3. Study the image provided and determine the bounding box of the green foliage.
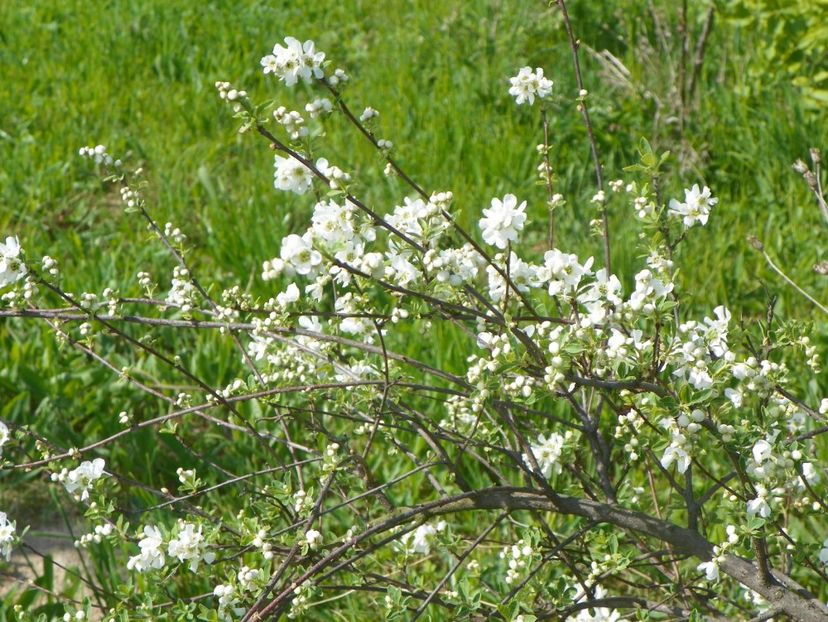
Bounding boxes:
[722,0,828,106]
[0,0,826,618]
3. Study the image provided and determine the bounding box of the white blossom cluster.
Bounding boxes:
[0,236,26,288]
[500,539,534,585]
[51,458,107,502]
[127,521,214,573]
[508,66,553,105]
[0,31,823,622]
[78,144,121,167]
[260,37,325,86]
[397,520,446,555]
[0,512,15,561]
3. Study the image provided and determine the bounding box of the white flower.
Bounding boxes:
[818,539,828,565]
[0,421,9,455]
[0,512,15,561]
[166,266,197,311]
[573,585,620,622]
[508,66,553,105]
[524,433,565,478]
[398,521,446,555]
[127,525,166,572]
[304,529,323,550]
[0,236,26,288]
[627,269,673,312]
[359,107,379,122]
[752,440,773,465]
[578,268,623,307]
[746,488,771,519]
[480,194,527,249]
[280,234,322,276]
[63,458,106,501]
[725,388,743,408]
[78,144,118,166]
[697,559,720,582]
[276,283,301,307]
[315,158,351,189]
[273,107,308,140]
[260,37,325,86]
[274,155,313,194]
[486,253,539,302]
[660,440,691,474]
[541,249,593,296]
[168,522,215,572]
[703,305,731,357]
[668,184,718,228]
[305,98,333,118]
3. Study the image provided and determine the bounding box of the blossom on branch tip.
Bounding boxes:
[127,525,165,572]
[168,522,215,571]
[274,155,313,194]
[508,66,553,105]
[0,421,9,455]
[480,194,527,249]
[524,433,565,478]
[0,512,15,561]
[261,37,325,86]
[668,184,717,228]
[0,236,26,288]
[54,458,107,502]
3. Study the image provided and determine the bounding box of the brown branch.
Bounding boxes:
[249,487,828,621]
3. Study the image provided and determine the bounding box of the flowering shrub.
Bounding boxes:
[1,8,827,622]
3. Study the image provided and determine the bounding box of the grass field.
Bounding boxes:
[1,0,827,617]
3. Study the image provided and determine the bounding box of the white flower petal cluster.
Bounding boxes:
[305,97,333,118]
[524,432,565,478]
[660,436,691,474]
[669,306,732,390]
[480,194,527,249]
[627,269,673,313]
[279,233,323,277]
[573,585,621,622]
[658,410,706,474]
[500,539,533,584]
[77,523,113,547]
[273,107,308,141]
[0,421,9,455]
[541,249,594,297]
[304,529,323,550]
[486,252,540,302]
[260,37,325,86]
[78,144,120,167]
[168,522,215,572]
[0,236,26,288]
[508,66,553,105]
[127,525,166,572]
[166,266,198,312]
[53,458,107,502]
[215,81,248,113]
[398,520,445,555]
[746,484,772,519]
[274,155,314,194]
[315,158,351,189]
[276,282,300,308]
[819,539,828,565]
[387,196,451,247]
[0,512,15,561]
[668,184,718,228]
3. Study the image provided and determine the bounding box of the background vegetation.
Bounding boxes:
[1,0,826,616]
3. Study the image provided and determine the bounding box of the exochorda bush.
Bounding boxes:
[1,6,828,622]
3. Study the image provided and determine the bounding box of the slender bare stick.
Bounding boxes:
[556,0,610,272]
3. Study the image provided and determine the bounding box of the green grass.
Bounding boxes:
[1,0,827,616]
[1,1,825,316]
